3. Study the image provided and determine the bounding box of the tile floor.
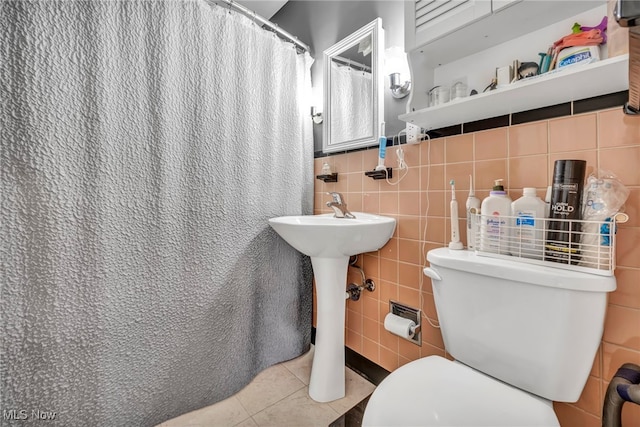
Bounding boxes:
[158,346,375,427]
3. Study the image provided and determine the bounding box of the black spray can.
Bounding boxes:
[545,160,586,264]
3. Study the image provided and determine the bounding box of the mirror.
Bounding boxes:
[323,18,384,153]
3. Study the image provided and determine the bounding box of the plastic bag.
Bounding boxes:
[580,169,629,269]
[582,169,630,221]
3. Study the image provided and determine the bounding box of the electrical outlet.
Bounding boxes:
[406,123,421,144]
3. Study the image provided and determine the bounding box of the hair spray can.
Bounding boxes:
[545,160,586,264]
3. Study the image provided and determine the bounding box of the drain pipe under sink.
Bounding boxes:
[602,363,640,427]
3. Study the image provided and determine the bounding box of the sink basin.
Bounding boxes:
[268,213,396,258]
[269,212,396,403]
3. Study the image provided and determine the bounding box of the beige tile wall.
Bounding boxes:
[313,107,640,426]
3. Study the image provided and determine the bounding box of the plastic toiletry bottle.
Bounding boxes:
[480,179,512,254]
[545,160,586,264]
[511,188,546,259]
[466,175,481,250]
[321,162,332,175]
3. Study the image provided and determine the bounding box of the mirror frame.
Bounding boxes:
[322,18,384,153]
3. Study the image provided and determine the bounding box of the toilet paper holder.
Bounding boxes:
[388,301,422,346]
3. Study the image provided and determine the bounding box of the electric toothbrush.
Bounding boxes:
[466,174,481,250]
[449,180,463,250]
[375,123,387,171]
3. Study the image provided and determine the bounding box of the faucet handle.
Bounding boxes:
[326,192,355,218]
[326,192,344,204]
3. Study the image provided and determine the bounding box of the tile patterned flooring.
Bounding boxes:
[158,346,375,427]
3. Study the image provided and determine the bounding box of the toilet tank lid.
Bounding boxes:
[426,248,616,293]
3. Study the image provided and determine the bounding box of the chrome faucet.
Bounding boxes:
[326,192,355,218]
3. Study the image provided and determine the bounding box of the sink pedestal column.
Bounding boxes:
[308,256,349,402]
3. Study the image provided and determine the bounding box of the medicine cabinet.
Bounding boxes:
[402,0,629,131]
[406,0,521,52]
[323,18,384,153]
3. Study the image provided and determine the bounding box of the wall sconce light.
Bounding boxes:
[389,72,411,99]
[311,106,323,124]
[385,46,411,100]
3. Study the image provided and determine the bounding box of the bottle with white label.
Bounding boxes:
[480,179,512,254]
[511,188,546,259]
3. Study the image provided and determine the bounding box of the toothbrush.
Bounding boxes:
[449,180,464,250]
[466,175,481,250]
[375,123,387,171]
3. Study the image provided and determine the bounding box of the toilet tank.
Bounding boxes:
[425,248,616,402]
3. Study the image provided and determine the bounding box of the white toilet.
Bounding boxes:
[363,248,616,426]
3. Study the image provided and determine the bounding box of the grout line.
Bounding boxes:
[232,414,254,427]
[606,301,640,311]
[250,381,307,419]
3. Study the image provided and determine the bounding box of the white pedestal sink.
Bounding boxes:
[268,212,396,402]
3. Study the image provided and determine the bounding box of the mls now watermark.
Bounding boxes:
[3,409,57,421]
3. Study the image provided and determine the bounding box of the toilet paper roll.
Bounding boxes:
[384,313,416,339]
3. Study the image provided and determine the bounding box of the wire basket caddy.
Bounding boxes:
[471,212,629,277]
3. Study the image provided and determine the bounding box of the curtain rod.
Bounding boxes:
[212,0,310,53]
[332,55,371,72]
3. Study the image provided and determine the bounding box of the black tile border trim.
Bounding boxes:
[314,135,407,159]
[463,114,510,133]
[573,91,629,115]
[314,90,629,159]
[329,349,389,426]
[426,124,462,139]
[345,347,390,387]
[329,395,371,427]
[511,102,572,125]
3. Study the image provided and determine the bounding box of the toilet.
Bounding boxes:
[363,248,616,426]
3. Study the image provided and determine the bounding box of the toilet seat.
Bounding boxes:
[362,356,559,427]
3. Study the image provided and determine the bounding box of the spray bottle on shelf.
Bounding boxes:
[545,160,586,264]
[448,180,464,250]
[479,179,512,254]
[466,175,481,250]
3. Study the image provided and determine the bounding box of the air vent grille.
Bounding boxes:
[415,0,470,32]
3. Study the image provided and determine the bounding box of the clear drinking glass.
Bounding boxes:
[450,81,468,101]
[429,86,450,106]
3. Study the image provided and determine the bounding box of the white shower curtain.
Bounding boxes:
[1,1,313,425]
[330,62,373,144]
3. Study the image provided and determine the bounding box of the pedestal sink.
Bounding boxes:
[268,212,396,402]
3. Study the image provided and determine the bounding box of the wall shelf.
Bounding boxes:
[316,173,338,183]
[399,54,629,131]
[365,168,392,180]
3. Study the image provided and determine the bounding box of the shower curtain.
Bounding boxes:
[0,1,313,426]
[330,62,373,144]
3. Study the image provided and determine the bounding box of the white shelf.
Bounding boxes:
[399,54,629,131]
